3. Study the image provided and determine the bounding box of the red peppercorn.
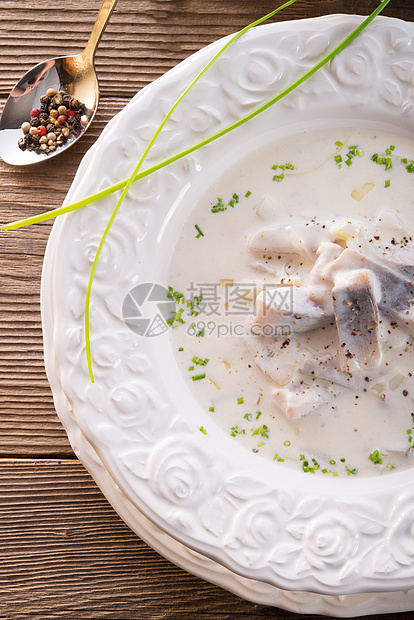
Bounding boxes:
[30,108,40,118]
[67,110,76,116]
[36,125,47,136]
[57,115,67,125]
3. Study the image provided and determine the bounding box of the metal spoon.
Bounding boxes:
[0,0,118,166]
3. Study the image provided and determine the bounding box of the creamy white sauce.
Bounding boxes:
[168,128,414,477]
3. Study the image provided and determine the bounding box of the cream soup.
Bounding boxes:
[168,128,414,477]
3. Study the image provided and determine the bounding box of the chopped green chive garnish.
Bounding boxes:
[252,424,269,438]
[237,397,244,405]
[284,440,291,447]
[385,179,390,188]
[195,224,204,238]
[192,373,206,381]
[167,308,185,328]
[209,406,215,413]
[245,190,251,198]
[371,152,392,170]
[336,144,364,168]
[188,366,195,371]
[255,411,262,419]
[211,192,240,213]
[187,295,203,317]
[257,442,265,447]
[272,163,294,182]
[272,163,294,170]
[230,425,245,437]
[335,140,343,147]
[167,287,185,303]
[192,356,209,366]
[345,466,358,475]
[199,426,207,435]
[178,347,183,352]
[244,413,252,421]
[368,449,383,465]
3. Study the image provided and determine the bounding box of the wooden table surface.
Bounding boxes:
[1,1,414,618]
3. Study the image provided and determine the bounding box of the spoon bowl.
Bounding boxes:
[0,0,118,166]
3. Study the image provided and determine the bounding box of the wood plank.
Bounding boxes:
[0,459,412,619]
[1,1,414,617]
[0,459,292,619]
[0,98,128,457]
[0,0,410,98]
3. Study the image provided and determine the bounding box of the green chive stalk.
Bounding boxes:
[0,0,392,382]
[83,0,297,382]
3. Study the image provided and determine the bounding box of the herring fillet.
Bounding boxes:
[332,269,381,372]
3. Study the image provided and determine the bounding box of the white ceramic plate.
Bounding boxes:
[42,13,414,604]
[42,253,414,617]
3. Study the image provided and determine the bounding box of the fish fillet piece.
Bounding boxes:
[332,269,381,372]
[251,286,333,334]
[249,222,328,256]
[301,354,369,389]
[307,242,343,292]
[272,382,326,419]
[325,249,414,335]
[243,328,309,387]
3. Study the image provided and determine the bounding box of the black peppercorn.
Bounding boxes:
[19,91,86,154]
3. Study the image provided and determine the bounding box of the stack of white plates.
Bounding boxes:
[42,15,414,617]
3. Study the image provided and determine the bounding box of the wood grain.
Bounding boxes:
[0,0,414,617]
[0,460,413,620]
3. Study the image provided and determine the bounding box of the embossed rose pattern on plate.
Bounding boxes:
[42,15,414,601]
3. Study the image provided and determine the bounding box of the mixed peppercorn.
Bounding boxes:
[18,88,86,155]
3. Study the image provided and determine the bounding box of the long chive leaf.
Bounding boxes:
[86,0,391,381]
[0,0,392,383]
[0,1,391,233]
[84,0,297,381]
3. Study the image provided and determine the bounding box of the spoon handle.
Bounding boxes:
[82,0,119,62]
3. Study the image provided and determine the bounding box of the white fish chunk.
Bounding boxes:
[301,354,369,390]
[332,269,381,372]
[251,286,334,334]
[272,382,326,419]
[307,242,343,290]
[249,221,329,255]
[325,249,414,336]
[243,328,309,387]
